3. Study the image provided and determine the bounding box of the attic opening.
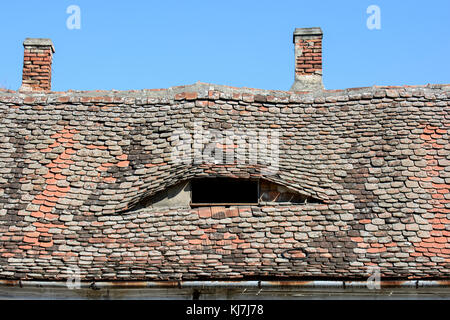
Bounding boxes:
[128,178,323,210]
[191,178,258,206]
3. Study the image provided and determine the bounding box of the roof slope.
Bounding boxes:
[0,83,449,280]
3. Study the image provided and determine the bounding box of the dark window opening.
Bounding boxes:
[191,178,258,205]
[121,178,324,212]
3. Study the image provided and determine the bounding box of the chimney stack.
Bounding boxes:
[290,27,324,92]
[20,38,55,92]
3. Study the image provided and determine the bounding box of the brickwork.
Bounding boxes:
[291,28,324,91]
[20,39,55,92]
[294,36,322,76]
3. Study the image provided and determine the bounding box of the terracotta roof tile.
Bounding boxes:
[0,83,449,280]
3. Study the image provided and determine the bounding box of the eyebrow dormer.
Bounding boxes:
[123,178,323,211]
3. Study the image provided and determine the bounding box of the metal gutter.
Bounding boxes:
[1,279,449,289]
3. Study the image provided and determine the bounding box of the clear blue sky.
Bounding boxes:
[1,0,449,91]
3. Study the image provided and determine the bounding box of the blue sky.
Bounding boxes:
[0,1,449,91]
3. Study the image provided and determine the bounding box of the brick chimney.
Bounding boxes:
[290,27,324,92]
[20,38,55,92]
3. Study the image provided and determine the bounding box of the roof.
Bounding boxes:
[0,82,449,281]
